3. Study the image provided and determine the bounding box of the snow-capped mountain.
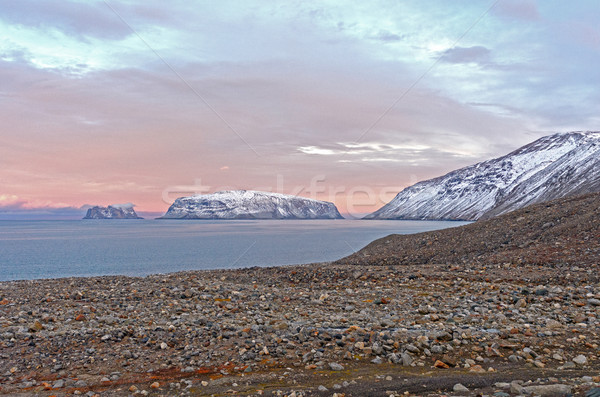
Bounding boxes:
[159,190,344,219]
[83,204,143,219]
[365,131,600,221]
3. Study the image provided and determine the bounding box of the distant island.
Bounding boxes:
[158,190,343,219]
[83,204,143,219]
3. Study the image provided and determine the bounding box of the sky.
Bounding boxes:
[1,0,599,218]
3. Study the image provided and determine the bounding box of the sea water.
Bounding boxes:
[0,219,469,281]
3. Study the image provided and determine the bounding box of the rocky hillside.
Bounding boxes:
[365,131,600,220]
[340,192,600,267]
[83,204,142,219]
[159,190,343,219]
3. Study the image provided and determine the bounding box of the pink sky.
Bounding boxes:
[1,1,599,218]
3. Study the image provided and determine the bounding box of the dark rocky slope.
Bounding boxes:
[339,192,600,267]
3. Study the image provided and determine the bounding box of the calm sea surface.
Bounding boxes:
[0,220,469,281]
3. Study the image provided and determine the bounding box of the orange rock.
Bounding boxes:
[150,382,160,389]
[75,314,86,321]
[0,299,9,305]
[510,328,519,334]
[434,360,449,369]
[469,365,486,373]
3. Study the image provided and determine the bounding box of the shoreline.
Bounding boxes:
[1,262,599,396]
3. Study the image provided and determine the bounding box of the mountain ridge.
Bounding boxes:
[365,131,600,221]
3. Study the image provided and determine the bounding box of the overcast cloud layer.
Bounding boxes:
[1,0,599,218]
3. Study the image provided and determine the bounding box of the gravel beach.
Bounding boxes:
[1,262,599,396]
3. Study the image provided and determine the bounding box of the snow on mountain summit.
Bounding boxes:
[365,131,600,221]
[159,190,344,219]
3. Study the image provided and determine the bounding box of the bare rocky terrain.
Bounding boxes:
[1,193,599,396]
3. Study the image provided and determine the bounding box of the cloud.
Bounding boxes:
[493,0,540,21]
[110,202,135,209]
[0,0,132,40]
[441,46,491,65]
[0,195,86,220]
[371,30,405,42]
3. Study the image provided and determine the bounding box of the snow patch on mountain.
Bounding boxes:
[365,131,600,221]
[159,190,344,219]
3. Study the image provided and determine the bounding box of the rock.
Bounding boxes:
[318,385,328,392]
[329,362,344,371]
[401,352,413,367]
[523,384,572,396]
[515,299,527,308]
[573,354,587,365]
[534,360,545,368]
[588,298,600,306]
[469,365,486,373]
[29,320,44,332]
[510,381,525,394]
[546,319,563,329]
[52,379,65,388]
[74,380,87,388]
[150,382,160,389]
[434,360,449,369]
[129,385,138,392]
[586,388,600,397]
[453,383,469,393]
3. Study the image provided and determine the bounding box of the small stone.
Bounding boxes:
[150,381,160,389]
[29,320,44,332]
[201,381,208,386]
[160,342,168,350]
[453,383,469,393]
[469,365,486,373]
[434,360,449,369]
[129,385,138,392]
[318,385,328,392]
[523,384,572,396]
[401,352,413,366]
[573,354,587,365]
[75,314,86,321]
[534,360,545,368]
[52,379,65,388]
[588,298,600,306]
[74,380,87,388]
[329,362,344,371]
[510,381,524,394]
